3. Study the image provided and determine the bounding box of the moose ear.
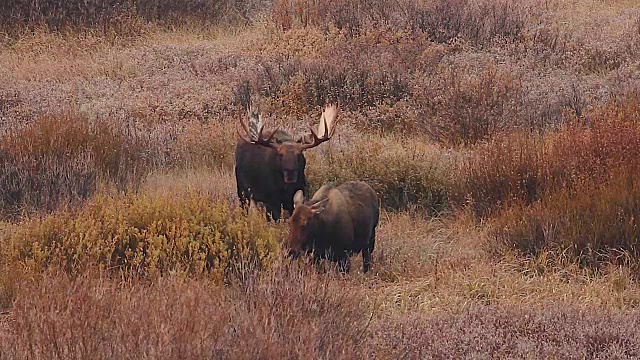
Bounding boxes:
[293,190,305,208]
[311,197,329,215]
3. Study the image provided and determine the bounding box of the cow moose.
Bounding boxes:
[235,104,339,221]
[287,181,380,273]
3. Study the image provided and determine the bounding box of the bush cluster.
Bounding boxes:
[477,93,640,266]
[420,64,527,146]
[236,30,421,116]
[0,113,150,217]
[1,192,283,284]
[272,0,529,46]
[460,93,640,217]
[305,134,452,213]
[492,173,640,269]
[0,0,270,33]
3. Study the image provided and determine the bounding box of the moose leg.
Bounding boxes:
[362,248,371,273]
[237,185,250,210]
[337,255,351,273]
[265,204,281,222]
[369,229,376,254]
[237,189,247,208]
[362,230,375,273]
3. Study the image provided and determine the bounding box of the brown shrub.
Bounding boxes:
[491,172,640,269]
[459,92,640,217]
[373,305,640,358]
[476,94,640,267]
[420,63,527,146]
[0,0,270,34]
[456,130,544,216]
[237,49,413,116]
[411,0,528,46]
[272,0,529,47]
[0,266,370,359]
[3,272,640,358]
[0,113,150,217]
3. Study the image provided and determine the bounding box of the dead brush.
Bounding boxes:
[483,93,640,268]
[411,0,529,46]
[0,261,371,359]
[237,50,411,117]
[421,63,527,146]
[491,171,640,270]
[0,0,269,35]
[272,0,530,47]
[0,112,149,217]
[459,92,640,217]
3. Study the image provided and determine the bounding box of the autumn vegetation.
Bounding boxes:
[1,0,640,358]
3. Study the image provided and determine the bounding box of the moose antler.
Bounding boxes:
[237,109,280,149]
[300,103,340,150]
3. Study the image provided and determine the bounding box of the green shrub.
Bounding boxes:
[1,192,284,282]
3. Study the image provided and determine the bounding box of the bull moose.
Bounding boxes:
[235,104,339,221]
[287,181,380,273]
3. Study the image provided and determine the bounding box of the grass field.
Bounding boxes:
[1,0,640,358]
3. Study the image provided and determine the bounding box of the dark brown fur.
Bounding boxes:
[235,130,309,221]
[287,181,380,272]
[235,104,339,222]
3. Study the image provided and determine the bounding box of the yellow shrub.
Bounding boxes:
[2,192,284,283]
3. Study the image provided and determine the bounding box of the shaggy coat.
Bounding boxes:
[235,130,308,221]
[287,181,380,272]
[235,104,339,221]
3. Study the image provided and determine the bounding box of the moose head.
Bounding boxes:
[237,104,340,185]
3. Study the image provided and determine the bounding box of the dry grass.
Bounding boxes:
[1,0,640,356]
[0,266,370,359]
[0,112,151,217]
[305,130,454,212]
[2,212,640,358]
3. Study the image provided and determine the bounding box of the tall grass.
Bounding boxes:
[0,266,371,359]
[306,133,452,213]
[2,271,639,359]
[0,0,270,34]
[0,113,150,217]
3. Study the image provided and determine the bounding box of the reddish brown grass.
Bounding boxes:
[0,112,150,217]
[0,0,640,356]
